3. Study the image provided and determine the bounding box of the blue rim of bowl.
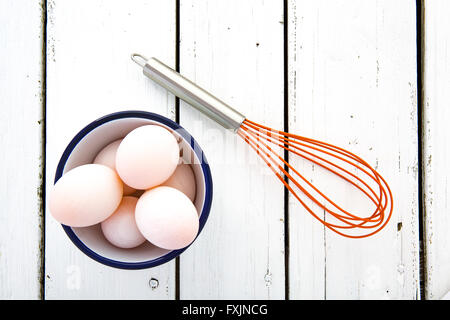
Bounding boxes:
[55,110,213,270]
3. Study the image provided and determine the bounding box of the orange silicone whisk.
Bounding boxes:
[132,54,393,238]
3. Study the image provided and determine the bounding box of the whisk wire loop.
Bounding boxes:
[238,119,393,239]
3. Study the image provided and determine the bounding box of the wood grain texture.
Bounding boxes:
[288,0,420,299]
[423,0,450,300]
[178,0,286,299]
[45,0,176,299]
[0,0,45,299]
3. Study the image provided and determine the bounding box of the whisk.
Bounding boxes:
[131,54,393,239]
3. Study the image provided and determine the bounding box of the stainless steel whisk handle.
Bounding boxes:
[131,53,246,131]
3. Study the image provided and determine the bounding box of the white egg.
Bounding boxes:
[161,164,196,202]
[49,164,123,227]
[116,125,180,189]
[135,186,199,250]
[101,196,145,249]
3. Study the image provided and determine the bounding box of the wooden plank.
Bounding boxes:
[178,0,286,299]
[423,0,450,300]
[0,0,45,299]
[288,0,420,299]
[45,0,176,299]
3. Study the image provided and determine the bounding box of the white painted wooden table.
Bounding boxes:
[0,0,448,300]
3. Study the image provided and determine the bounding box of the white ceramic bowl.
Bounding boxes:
[54,111,213,269]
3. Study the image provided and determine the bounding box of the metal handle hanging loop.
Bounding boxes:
[131,53,246,131]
